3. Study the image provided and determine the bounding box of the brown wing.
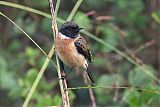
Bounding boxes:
[74,36,92,63]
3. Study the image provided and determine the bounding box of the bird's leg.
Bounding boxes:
[84,63,95,84]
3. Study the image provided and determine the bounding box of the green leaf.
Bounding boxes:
[134,15,148,29]
[0,56,17,90]
[37,56,45,68]
[52,94,62,105]
[99,25,118,52]
[125,28,142,44]
[123,90,140,107]
[95,74,124,104]
[0,56,7,72]
[13,12,36,35]
[32,92,62,107]
[8,39,21,51]
[93,57,106,66]
[23,68,39,88]
[97,74,124,86]
[25,47,39,57]
[24,21,36,35]
[138,84,160,106]
[1,72,17,89]
[152,12,160,24]
[25,68,38,86]
[25,47,39,66]
[117,0,144,13]
[116,0,127,9]
[95,87,109,105]
[128,65,156,87]
[38,79,56,91]
[68,90,76,105]
[41,17,52,35]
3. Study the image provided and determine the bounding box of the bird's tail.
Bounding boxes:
[86,68,95,84]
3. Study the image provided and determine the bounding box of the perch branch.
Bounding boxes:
[49,0,70,107]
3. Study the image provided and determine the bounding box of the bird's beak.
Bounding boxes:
[78,28,83,31]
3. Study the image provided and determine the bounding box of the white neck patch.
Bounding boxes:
[59,33,70,39]
[59,33,79,39]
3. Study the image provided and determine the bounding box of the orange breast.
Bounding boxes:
[55,35,85,68]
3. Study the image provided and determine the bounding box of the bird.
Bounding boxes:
[55,21,94,84]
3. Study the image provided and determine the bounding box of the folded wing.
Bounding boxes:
[74,36,92,63]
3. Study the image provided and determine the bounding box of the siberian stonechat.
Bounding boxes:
[55,21,94,84]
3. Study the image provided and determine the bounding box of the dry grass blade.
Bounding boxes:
[67,0,83,21]
[67,85,160,95]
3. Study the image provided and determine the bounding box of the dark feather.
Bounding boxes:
[74,36,92,63]
[86,68,95,84]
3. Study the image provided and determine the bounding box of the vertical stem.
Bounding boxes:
[56,56,70,107]
[49,0,58,39]
[49,0,70,106]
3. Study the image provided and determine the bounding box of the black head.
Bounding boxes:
[60,21,83,38]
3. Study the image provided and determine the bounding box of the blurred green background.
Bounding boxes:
[0,0,160,107]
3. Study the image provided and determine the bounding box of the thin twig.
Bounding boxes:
[67,85,160,95]
[85,10,96,16]
[113,82,119,101]
[88,87,96,107]
[56,55,70,107]
[83,72,97,107]
[49,0,70,107]
[49,0,58,39]
[96,15,114,21]
[134,39,155,54]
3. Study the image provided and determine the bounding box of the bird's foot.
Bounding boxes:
[59,74,66,80]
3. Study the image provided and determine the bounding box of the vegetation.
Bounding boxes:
[0,0,159,107]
